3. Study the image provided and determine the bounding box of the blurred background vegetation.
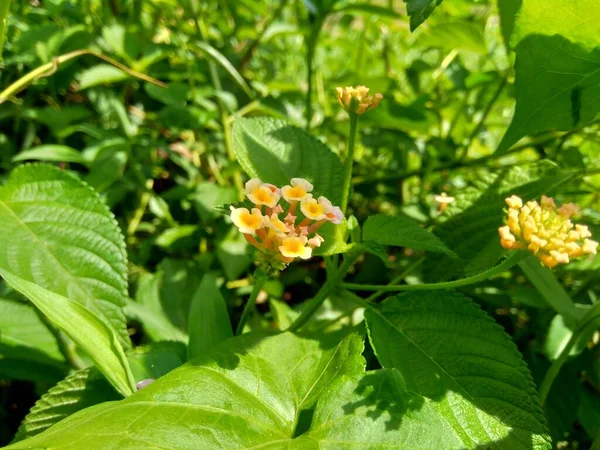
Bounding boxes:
[0,0,599,447]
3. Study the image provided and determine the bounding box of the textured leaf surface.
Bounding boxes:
[187,274,233,360]
[0,164,130,348]
[1,271,135,397]
[363,214,454,255]
[232,117,345,205]
[14,368,120,441]
[365,290,551,449]
[404,0,444,31]
[427,161,573,278]
[7,331,368,449]
[419,21,486,53]
[497,0,600,153]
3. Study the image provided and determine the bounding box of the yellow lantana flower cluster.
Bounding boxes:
[499,195,598,268]
[336,86,383,115]
[230,178,344,269]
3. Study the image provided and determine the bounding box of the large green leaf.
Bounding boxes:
[1,271,135,397]
[419,21,487,54]
[232,117,345,205]
[7,331,367,449]
[187,274,233,360]
[363,214,454,255]
[365,290,551,449]
[404,0,444,31]
[496,0,600,153]
[427,161,573,278]
[12,145,87,165]
[0,164,130,348]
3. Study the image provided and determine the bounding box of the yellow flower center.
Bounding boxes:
[241,212,262,229]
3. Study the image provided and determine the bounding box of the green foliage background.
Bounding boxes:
[0,0,599,448]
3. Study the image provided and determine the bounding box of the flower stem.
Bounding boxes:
[340,113,359,214]
[235,271,268,335]
[288,247,362,332]
[305,18,323,130]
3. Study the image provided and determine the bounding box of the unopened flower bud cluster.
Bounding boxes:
[499,195,598,268]
[230,178,343,269]
[336,85,382,115]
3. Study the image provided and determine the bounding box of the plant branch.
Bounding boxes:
[305,18,324,130]
[288,247,362,332]
[342,251,528,292]
[235,271,268,335]
[340,113,358,214]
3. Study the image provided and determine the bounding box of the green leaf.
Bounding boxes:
[0,164,131,348]
[363,214,455,255]
[365,290,551,449]
[77,64,129,90]
[497,0,522,44]
[194,41,252,96]
[404,0,444,31]
[427,161,573,278]
[496,0,600,153]
[518,255,579,323]
[187,274,233,360]
[217,231,252,280]
[419,21,487,54]
[144,82,188,107]
[232,117,345,205]
[0,271,135,397]
[126,298,188,343]
[191,182,237,222]
[333,2,401,18]
[12,145,87,165]
[7,331,365,449]
[0,297,67,383]
[14,368,120,441]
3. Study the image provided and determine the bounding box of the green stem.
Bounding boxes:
[340,113,359,214]
[0,49,165,104]
[288,247,362,332]
[538,301,600,406]
[366,256,424,303]
[0,0,11,62]
[305,19,323,130]
[236,272,268,335]
[342,251,528,292]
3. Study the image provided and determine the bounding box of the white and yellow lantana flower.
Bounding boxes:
[229,177,344,270]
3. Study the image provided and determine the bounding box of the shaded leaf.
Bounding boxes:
[12,145,86,165]
[77,64,129,90]
[404,0,444,31]
[365,290,551,449]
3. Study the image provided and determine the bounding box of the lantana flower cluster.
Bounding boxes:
[499,195,598,268]
[336,86,383,115]
[230,178,343,270]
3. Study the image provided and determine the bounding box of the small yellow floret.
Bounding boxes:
[281,178,314,202]
[301,197,327,220]
[264,214,290,234]
[336,85,382,115]
[230,207,263,234]
[279,236,312,260]
[245,178,280,207]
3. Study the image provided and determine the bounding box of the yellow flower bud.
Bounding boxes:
[336,85,382,115]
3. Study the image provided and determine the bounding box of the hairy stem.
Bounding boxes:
[288,247,362,332]
[236,272,268,335]
[342,251,528,292]
[340,113,359,214]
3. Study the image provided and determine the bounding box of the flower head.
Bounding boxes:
[434,192,455,213]
[230,207,263,234]
[281,178,313,203]
[229,178,345,270]
[336,85,382,115]
[245,178,280,208]
[498,195,598,268]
